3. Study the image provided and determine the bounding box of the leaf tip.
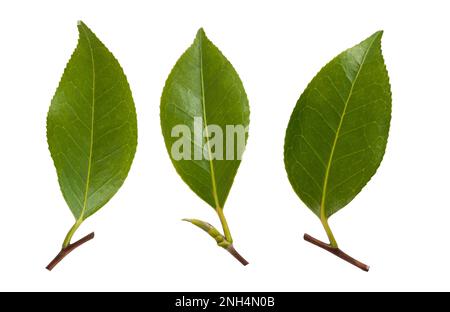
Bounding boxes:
[76,20,93,35]
[196,27,206,39]
[372,30,384,40]
[77,20,89,34]
[360,30,384,49]
[77,20,86,28]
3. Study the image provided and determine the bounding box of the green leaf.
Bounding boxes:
[160,28,249,210]
[284,31,391,244]
[160,29,250,265]
[47,21,137,245]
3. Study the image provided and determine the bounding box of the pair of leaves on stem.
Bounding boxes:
[284,31,391,271]
[160,29,250,265]
[47,23,249,269]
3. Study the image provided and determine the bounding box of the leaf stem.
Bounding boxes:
[226,245,249,266]
[46,232,95,271]
[304,233,369,272]
[62,219,83,248]
[320,215,338,248]
[216,206,233,243]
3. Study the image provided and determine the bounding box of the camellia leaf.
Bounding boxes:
[161,29,249,265]
[46,21,137,270]
[284,31,391,271]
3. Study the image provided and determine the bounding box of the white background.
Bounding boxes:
[0,0,448,291]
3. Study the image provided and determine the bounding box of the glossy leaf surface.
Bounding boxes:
[284,31,391,218]
[47,21,137,221]
[161,29,249,209]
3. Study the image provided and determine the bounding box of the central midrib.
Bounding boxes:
[198,35,220,209]
[319,36,377,219]
[79,25,96,220]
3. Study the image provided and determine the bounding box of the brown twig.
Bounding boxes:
[304,233,369,272]
[226,245,249,266]
[46,232,95,271]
